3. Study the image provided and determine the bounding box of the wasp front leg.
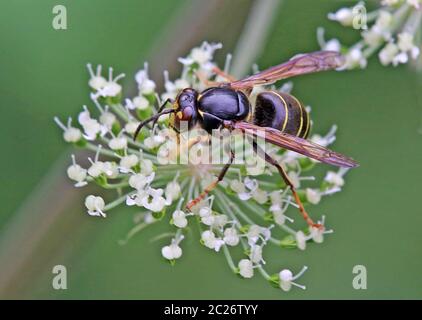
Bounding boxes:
[251,140,322,230]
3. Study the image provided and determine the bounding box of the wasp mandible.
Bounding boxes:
[134,51,358,229]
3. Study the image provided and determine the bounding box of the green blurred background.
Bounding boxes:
[0,0,421,299]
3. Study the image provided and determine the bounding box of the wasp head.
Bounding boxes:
[170,88,199,131]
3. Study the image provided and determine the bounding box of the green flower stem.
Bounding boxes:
[119,218,156,245]
[124,134,154,153]
[104,191,135,211]
[86,142,119,158]
[366,9,381,23]
[222,245,238,273]
[110,104,129,122]
[404,8,422,34]
[102,180,129,189]
[149,232,177,243]
[215,189,254,225]
[98,136,156,161]
[241,198,296,236]
[257,265,271,281]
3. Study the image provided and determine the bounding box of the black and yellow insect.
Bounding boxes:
[133,51,358,229]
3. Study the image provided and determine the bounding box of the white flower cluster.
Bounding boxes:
[321,0,422,69]
[54,42,351,291]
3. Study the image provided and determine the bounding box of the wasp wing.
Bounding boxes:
[227,51,344,90]
[232,121,358,168]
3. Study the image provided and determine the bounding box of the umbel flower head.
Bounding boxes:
[320,0,422,69]
[54,41,352,292]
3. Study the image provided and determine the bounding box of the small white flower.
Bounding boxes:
[88,161,104,178]
[172,210,188,228]
[135,63,156,95]
[238,259,254,278]
[165,181,181,202]
[246,224,273,246]
[141,187,170,212]
[85,195,106,217]
[252,188,268,204]
[316,27,341,52]
[269,191,294,225]
[375,11,393,30]
[327,7,354,26]
[161,235,184,260]
[87,145,105,178]
[67,155,87,187]
[199,206,214,226]
[324,38,342,52]
[306,188,321,205]
[54,117,82,143]
[392,51,409,65]
[309,216,333,244]
[344,47,367,69]
[78,106,91,126]
[119,154,139,172]
[77,107,108,140]
[83,118,102,140]
[230,179,246,193]
[108,135,127,151]
[91,67,124,98]
[124,121,139,135]
[102,161,119,178]
[223,227,239,246]
[311,125,337,148]
[249,244,265,264]
[213,214,229,229]
[397,32,420,60]
[128,172,155,190]
[144,134,166,150]
[99,110,116,129]
[201,230,224,252]
[238,177,258,200]
[279,266,308,291]
[140,158,154,175]
[379,42,400,66]
[133,96,149,110]
[87,64,107,90]
[324,168,347,188]
[178,42,222,72]
[398,32,416,52]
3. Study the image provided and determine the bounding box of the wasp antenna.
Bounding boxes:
[133,109,175,141]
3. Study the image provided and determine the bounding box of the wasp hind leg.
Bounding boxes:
[211,66,236,82]
[251,140,322,230]
[196,67,237,87]
[186,148,235,211]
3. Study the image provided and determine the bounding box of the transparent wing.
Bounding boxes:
[233,121,358,168]
[227,51,344,90]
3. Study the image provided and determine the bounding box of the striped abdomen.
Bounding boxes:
[252,91,310,139]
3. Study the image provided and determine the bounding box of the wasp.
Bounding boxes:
[134,51,358,229]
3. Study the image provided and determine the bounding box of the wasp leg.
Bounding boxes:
[186,148,235,211]
[195,71,222,87]
[251,140,322,230]
[211,66,236,82]
[151,98,172,129]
